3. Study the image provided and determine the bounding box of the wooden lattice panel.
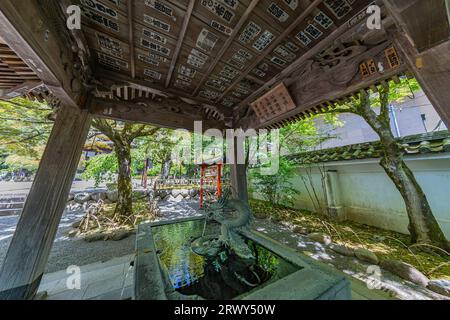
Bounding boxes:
[77,0,376,108]
[250,83,296,124]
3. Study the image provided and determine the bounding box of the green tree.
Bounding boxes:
[250,117,335,206]
[324,79,448,250]
[91,119,159,219]
[82,152,118,186]
[0,98,53,173]
[141,128,180,179]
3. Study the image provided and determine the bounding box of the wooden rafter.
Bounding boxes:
[192,0,261,96]
[234,5,378,113]
[217,0,323,102]
[0,0,88,107]
[128,0,136,79]
[165,0,196,88]
[97,67,233,117]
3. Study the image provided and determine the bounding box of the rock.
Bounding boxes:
[181,189,189,198]
[83,232,108,242]
[293,226,310,235]
[175,194,184,202]
[74,193,91,204]
[308,233,332,245]
[67,193,75,201]
[329,243,355,257]
[71,220,82,228]
[427,280,450,297]
[171,189,181,197]
[380,259,429,287]
[106,190,118,202]
[109,230,133,241]
[355,248,379,265]
[91,192,106,201]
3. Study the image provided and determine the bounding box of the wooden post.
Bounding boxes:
[217,164,222,198]
[200,164,205,209]
[0,105,92,299]
[230,137,249,203]
[383,0,450,128]
[394,35,450,128]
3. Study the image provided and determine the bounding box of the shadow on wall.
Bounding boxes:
[250,155,450,241]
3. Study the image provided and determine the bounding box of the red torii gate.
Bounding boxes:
[199,163,223,209]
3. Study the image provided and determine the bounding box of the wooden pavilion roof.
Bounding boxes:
[0,0,448,131]
[0,38,40,91]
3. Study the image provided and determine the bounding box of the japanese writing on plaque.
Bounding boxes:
[250,83,297,124]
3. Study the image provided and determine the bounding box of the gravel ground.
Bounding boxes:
[0,199,202,274]
[0,211,135,273]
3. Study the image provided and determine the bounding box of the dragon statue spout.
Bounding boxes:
[191,189,254,261]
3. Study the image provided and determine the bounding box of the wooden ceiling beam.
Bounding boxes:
[89,96,226,132]
[127,0,136,79]
[239,43,407,129]
[217,0,323,102]
[97,67,233,118]
[192,0,261,96]
[165,0,196,88]
[0,0,88,108]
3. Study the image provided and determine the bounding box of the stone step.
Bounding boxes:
[0,202,24,209]
[0,208,22,216]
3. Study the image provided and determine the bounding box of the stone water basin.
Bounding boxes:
[134,216,351,300]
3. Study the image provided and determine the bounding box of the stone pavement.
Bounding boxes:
[36,255,134,300]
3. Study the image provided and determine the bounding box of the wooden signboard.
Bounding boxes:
[250,82,296,124]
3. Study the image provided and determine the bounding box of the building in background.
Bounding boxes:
[316,90,448,149]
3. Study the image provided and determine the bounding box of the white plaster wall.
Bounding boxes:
[250,154,450,240]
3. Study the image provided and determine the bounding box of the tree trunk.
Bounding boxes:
[161,155,172,180]
[356,95,448,250]
[115,141,133,217]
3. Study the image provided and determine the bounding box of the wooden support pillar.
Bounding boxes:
[394,35,450,128]
[229,136,248,203]
[0,105,92,300]
[383,0,450,128]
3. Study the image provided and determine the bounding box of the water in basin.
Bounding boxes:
[152,219,299,300]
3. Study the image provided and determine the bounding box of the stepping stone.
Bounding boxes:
[308,232,332,245]
[293,226,310,235]
[380,259,429,287]
[355,248,379,265]
[427,280,450,297]
[329,243,355,257]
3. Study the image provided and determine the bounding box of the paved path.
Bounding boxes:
[0,181,103,195]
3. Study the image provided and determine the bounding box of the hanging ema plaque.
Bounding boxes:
[250,83,297,124]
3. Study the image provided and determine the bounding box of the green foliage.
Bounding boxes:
[82,152,118,186]
[250,116,340,206]
[369,78,421,107]
[139,129,179,165]
[0,98,53,173]
[249,158,298,206]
